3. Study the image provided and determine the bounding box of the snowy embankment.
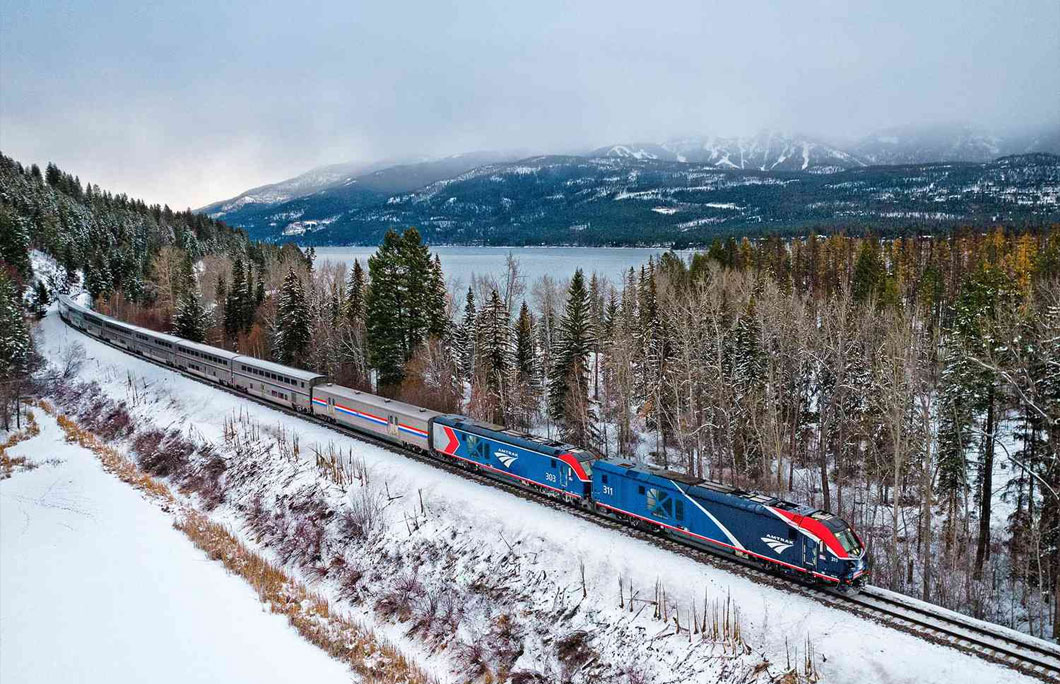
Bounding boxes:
[29,310,1041,684]
[0,410,351,684]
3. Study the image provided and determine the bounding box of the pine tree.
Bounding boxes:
[275,268,311,364]
[0,206,31,281]
[0,271,31,379]
[173,287,208,342]
[345,259,366,324]
[549,269,595,442]
[457,287,476,380]
[83,252,112,302]
[427,254,448,339]
[400,227,433,353]
[29,280,49,318]
[476,289,513,421]
[515,302,536,384]
[225,258,247,338]
[852,237,884,304]
[365,230,408,389]
[0,269,32,430]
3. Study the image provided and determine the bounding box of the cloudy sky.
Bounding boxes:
[2,0,1057,209]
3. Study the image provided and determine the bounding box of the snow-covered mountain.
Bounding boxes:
[590,132,865,172]
[200,150,527,217]
[851,123,1005,165]
[199,160,384,217]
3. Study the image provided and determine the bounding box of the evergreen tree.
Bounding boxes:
[514,302,536,384]
[427,254,448,339]
[365,230,408,389]
[225,258,246,338]
[400,227,434,353]
[852,237,884,304]
[549,269,595,442]
[345,259,366,324]
[0,269,32,429]
[275,268,311,364]
[255,274,265,308]
[83,252,112,302]
[0,271,31,380]
[173,287,208,342]
[0,206,31,281]
[457,287,476,379]
[29,280,49,318]
[476,289,512,421]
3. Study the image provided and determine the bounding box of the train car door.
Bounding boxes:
[327,396,335,418]
[387,415,399,437]
[803,537,819,572]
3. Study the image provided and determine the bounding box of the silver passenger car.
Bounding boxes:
[127,326,182,365]
[174,339,239,385]
[310,383,439,451]
[232,356,324,411]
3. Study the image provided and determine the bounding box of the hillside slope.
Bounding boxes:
[213,153,1060,246]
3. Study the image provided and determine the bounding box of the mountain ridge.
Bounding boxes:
[201,124,1060,246]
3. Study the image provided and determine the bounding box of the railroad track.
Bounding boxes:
[56,316,1060,681]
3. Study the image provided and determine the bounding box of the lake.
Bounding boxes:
[312,246,689,288]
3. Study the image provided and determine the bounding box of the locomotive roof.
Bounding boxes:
[233,355,325,381]
[600,458,816,514]
[437,415,595,460]
[316,383,441,417]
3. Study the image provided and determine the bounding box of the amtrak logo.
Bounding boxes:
[761,535,794,555]
[497,451,518,468]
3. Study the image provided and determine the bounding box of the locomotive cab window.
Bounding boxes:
[638,485,645,495]
[788,528,798,541]
[675,499,684,521]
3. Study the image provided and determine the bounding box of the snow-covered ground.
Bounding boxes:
[27,309,1042,683]
[0,410,352,684]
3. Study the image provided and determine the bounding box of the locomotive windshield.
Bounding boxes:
[835,528,863,556]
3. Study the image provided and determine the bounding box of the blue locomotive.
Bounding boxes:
[57,294,870,588]
[431,415,594,500]
[591,459,869,586]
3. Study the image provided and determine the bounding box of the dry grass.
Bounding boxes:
[38,401,434,684]
[52,410,174,502]
[0,407,40,478]
[177,511,434,684]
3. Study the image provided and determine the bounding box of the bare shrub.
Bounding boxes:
[279,513,325,569]
[453,638,490,682]
[376,571,424,622]
[555,630,595,670]
[134,428,194,478]
[89,402,133,441]
[489,613,523,674]
[183,448,227,510]
[339,484,384,541]
[58,343,86,380]
[246,493,275,540]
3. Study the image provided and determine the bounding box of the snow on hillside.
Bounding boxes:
[0,411,352,684]
[30,311,1041,684]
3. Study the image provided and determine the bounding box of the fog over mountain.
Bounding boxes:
[2,0,1057,209]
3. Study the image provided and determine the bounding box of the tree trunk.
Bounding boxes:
[819,446,831,512]
[974,385,996,580]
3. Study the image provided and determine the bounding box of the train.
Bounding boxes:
[57,294,870,588]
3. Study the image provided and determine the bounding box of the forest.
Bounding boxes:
[81,222,1060,642]
[1,151,1058,642]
